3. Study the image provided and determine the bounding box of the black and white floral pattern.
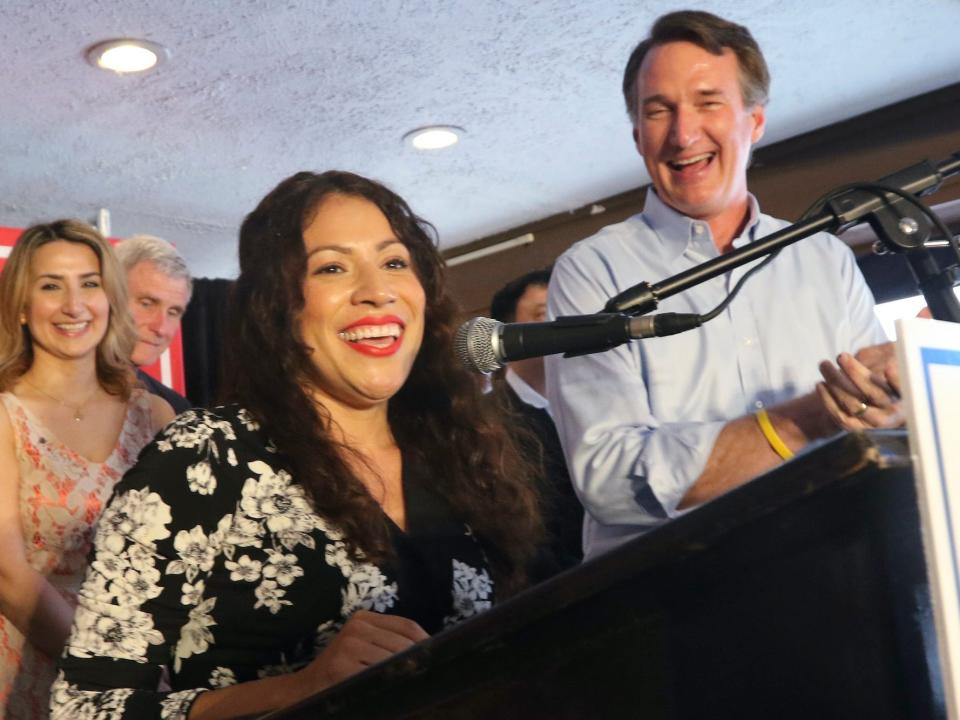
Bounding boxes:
[443,559,494,626]
[51,406,495,719]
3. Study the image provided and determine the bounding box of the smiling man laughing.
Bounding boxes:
[546,10,902,559]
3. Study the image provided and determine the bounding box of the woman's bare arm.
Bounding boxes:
[0,404,76,658]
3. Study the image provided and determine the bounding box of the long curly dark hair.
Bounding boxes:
[222,171,543,594]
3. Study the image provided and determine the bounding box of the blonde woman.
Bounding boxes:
[0,220,173,718]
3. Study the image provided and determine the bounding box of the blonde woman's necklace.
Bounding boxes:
[22,379,97,422]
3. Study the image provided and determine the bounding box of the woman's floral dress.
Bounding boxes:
[51,406,495,718]
[0,389,157,719]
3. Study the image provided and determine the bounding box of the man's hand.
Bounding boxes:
[816,342,903,431]
[853,341,901,397]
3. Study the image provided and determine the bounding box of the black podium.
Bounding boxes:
[265,431,945,720]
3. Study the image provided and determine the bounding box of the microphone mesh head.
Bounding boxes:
[454,317,503,374]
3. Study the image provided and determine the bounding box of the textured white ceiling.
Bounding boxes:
[1,0,958,278]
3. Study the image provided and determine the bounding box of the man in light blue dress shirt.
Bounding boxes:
[546,10,902,559]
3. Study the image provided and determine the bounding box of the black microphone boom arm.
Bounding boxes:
[603,152,960,320]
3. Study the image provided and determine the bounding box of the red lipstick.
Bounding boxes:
[347,338,402,357]
[340,315,405,331]
[338,315,405,357]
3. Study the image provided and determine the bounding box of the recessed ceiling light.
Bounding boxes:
[86,39,168,74]
[403,125,464,151]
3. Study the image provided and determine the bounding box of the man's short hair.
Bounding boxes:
[490,267,552,323]
[115,234,193,301]
[622,10,770,125]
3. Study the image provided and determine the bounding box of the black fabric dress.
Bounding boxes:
[493,382,584,582]
[51,406,494,719]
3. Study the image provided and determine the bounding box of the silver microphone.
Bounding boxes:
[455,312,703,374]
[455,317,504,374]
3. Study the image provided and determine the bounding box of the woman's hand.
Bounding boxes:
[816,343,903,431]
[189,611,429,719]
[299,610,429,694]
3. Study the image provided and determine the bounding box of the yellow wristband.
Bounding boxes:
[755,408,795,461]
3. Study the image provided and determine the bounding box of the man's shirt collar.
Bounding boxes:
[641,189,762,260]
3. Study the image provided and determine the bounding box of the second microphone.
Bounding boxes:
[455,312,703,374]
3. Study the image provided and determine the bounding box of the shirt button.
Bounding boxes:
[693,224,704,235]
[743,337,754,346]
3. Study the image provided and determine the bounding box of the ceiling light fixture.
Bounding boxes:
[446,233,535,267]
[86,39,168,74]
[403,125,464,151]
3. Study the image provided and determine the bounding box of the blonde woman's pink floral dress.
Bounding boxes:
[0,389,156,719]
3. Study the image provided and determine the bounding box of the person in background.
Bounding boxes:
[488,268,583,580]
[546,10,901,560]
[114,234,193,413]
[0,220,173,718]
[51,171,542,719]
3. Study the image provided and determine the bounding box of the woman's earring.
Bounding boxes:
[19,314,26,325]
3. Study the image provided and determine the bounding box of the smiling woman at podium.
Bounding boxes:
[51,171,542,719]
